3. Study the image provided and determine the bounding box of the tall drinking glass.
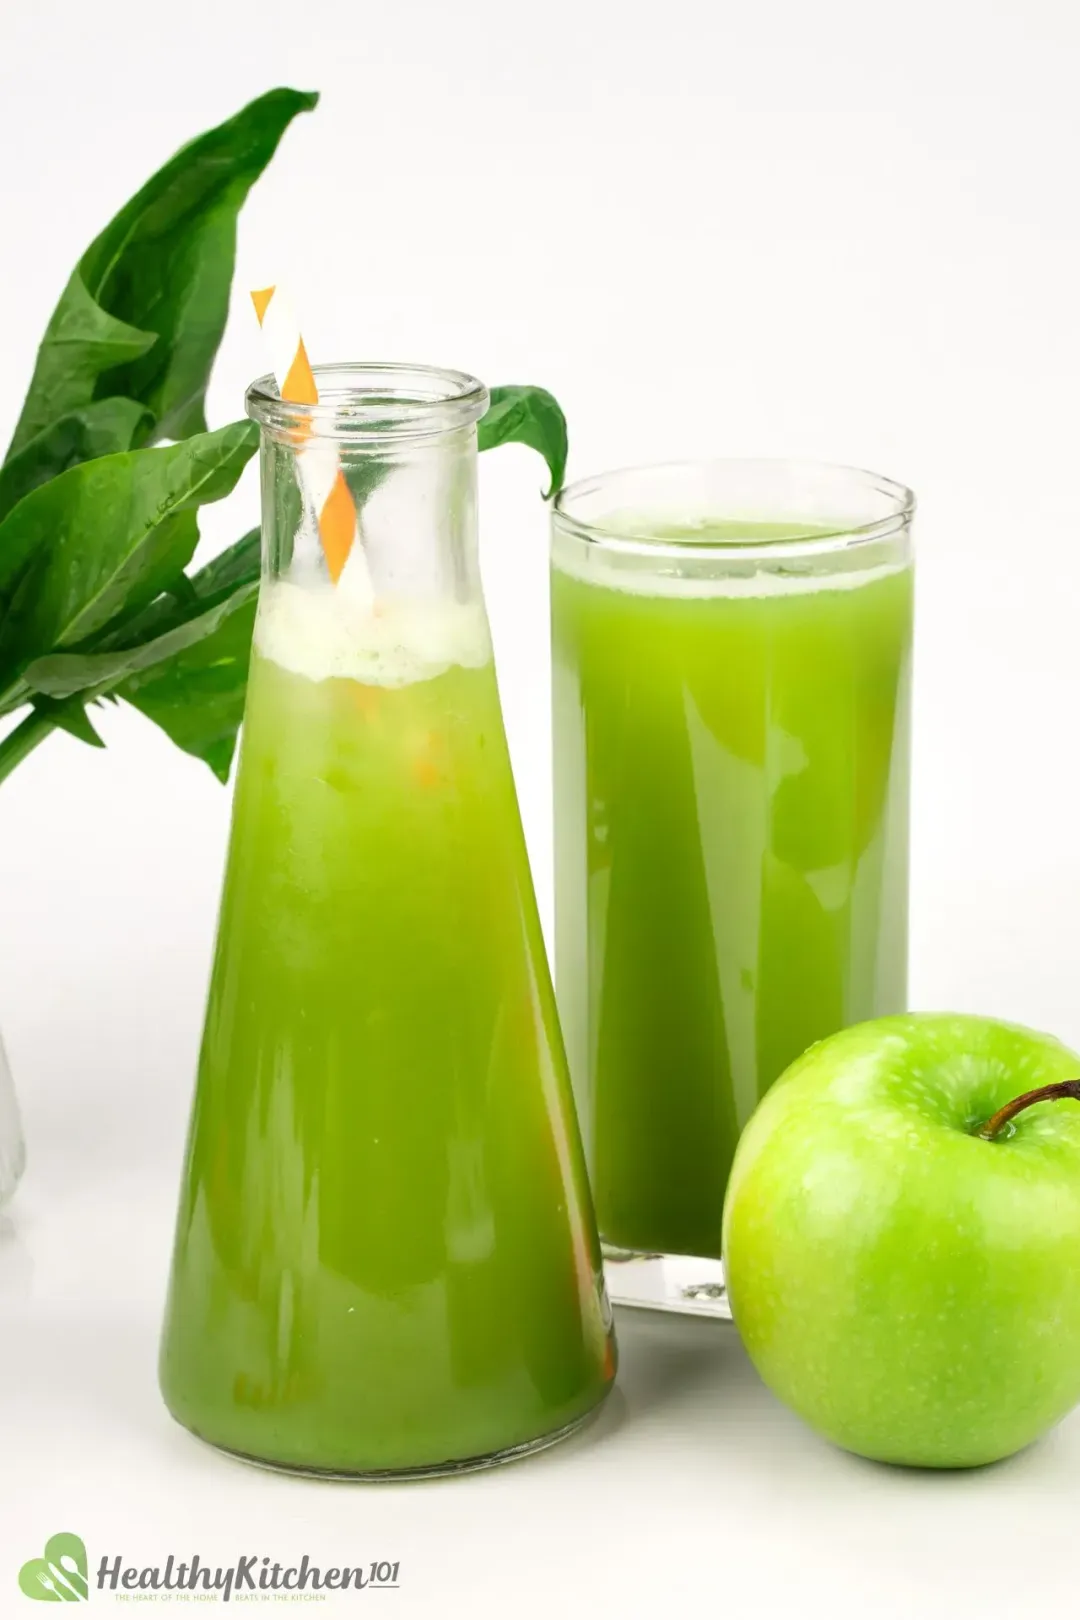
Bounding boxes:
[161,364,615,1476]
[551,461,914,1315]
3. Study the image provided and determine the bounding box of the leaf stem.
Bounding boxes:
[0,707,55,787]
[0,679,30,717]
[976,1080,1080,1141]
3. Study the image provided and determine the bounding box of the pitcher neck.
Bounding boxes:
[246,363,489,600]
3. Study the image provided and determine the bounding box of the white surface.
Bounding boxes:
[2,0,1080,1613]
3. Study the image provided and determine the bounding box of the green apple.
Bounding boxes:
[722,1013,1080,1468]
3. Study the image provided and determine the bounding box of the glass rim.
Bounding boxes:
[552,457,916,561]
[246,361,489,442]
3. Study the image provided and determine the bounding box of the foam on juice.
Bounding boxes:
[255,574,492,688]
[550,554,909,600]
[553,513,909,599]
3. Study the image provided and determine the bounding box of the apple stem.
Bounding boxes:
[976,1080,1080,1141]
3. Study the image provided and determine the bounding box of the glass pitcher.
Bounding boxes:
[160,364,615,1477]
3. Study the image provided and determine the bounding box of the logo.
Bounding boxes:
[19,1533,89,1602]
[17,1532,401,1604]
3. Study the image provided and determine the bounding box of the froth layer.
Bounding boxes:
[552,554,910,600]
[255,579,492,687]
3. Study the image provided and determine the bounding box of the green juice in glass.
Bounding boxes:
[552,510,913,1263]
[160,586,614,1476]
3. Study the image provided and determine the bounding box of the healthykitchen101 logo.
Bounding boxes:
[19,1534,89,1601]
[18,1533,401,1603]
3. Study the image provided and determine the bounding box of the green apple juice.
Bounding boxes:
[551,468,914,1264]
[160,367,614,1476]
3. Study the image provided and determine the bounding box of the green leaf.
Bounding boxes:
[478,385,569,498]
[98,525,261,650]
[0,704,70,785]
[181,525,261,601]
[4,279,157,459]
[0,398,151,523]
[24,576,259,700]
[0,420,257,692]
[5,87,318,458]
[112,531,263,780]
[120,592,259,782]
[37,698,106,749]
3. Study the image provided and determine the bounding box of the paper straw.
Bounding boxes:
[250,285,366,589]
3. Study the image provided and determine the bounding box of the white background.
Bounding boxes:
[2,0,1079,1613]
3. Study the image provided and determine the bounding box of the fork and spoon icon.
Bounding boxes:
[18,1533,89,1602]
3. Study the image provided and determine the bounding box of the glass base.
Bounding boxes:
[181,1393,610,1482]
[602,1243,732,1320]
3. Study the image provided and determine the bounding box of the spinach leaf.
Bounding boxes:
[100,525,261,649]
[478,385,569,498]
[24,578,260,701]
[35,698,106,749]
[5,87,318,460]
[178,525,261,602]
[112,530,262,778]
[2,527,261,776]
[0,421,257,696]
[0,398,151,524]
[23,520,262,705]
[120,592,259,782]
[4,283,156,463]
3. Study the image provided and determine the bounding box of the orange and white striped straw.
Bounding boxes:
[250,285,361,587]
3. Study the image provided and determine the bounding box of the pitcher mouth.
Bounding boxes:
[553,458,916,562]
[246,362,489,444]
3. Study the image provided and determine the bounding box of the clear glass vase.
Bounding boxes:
[160,363,615,1478]
[0,1030,26,1208]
